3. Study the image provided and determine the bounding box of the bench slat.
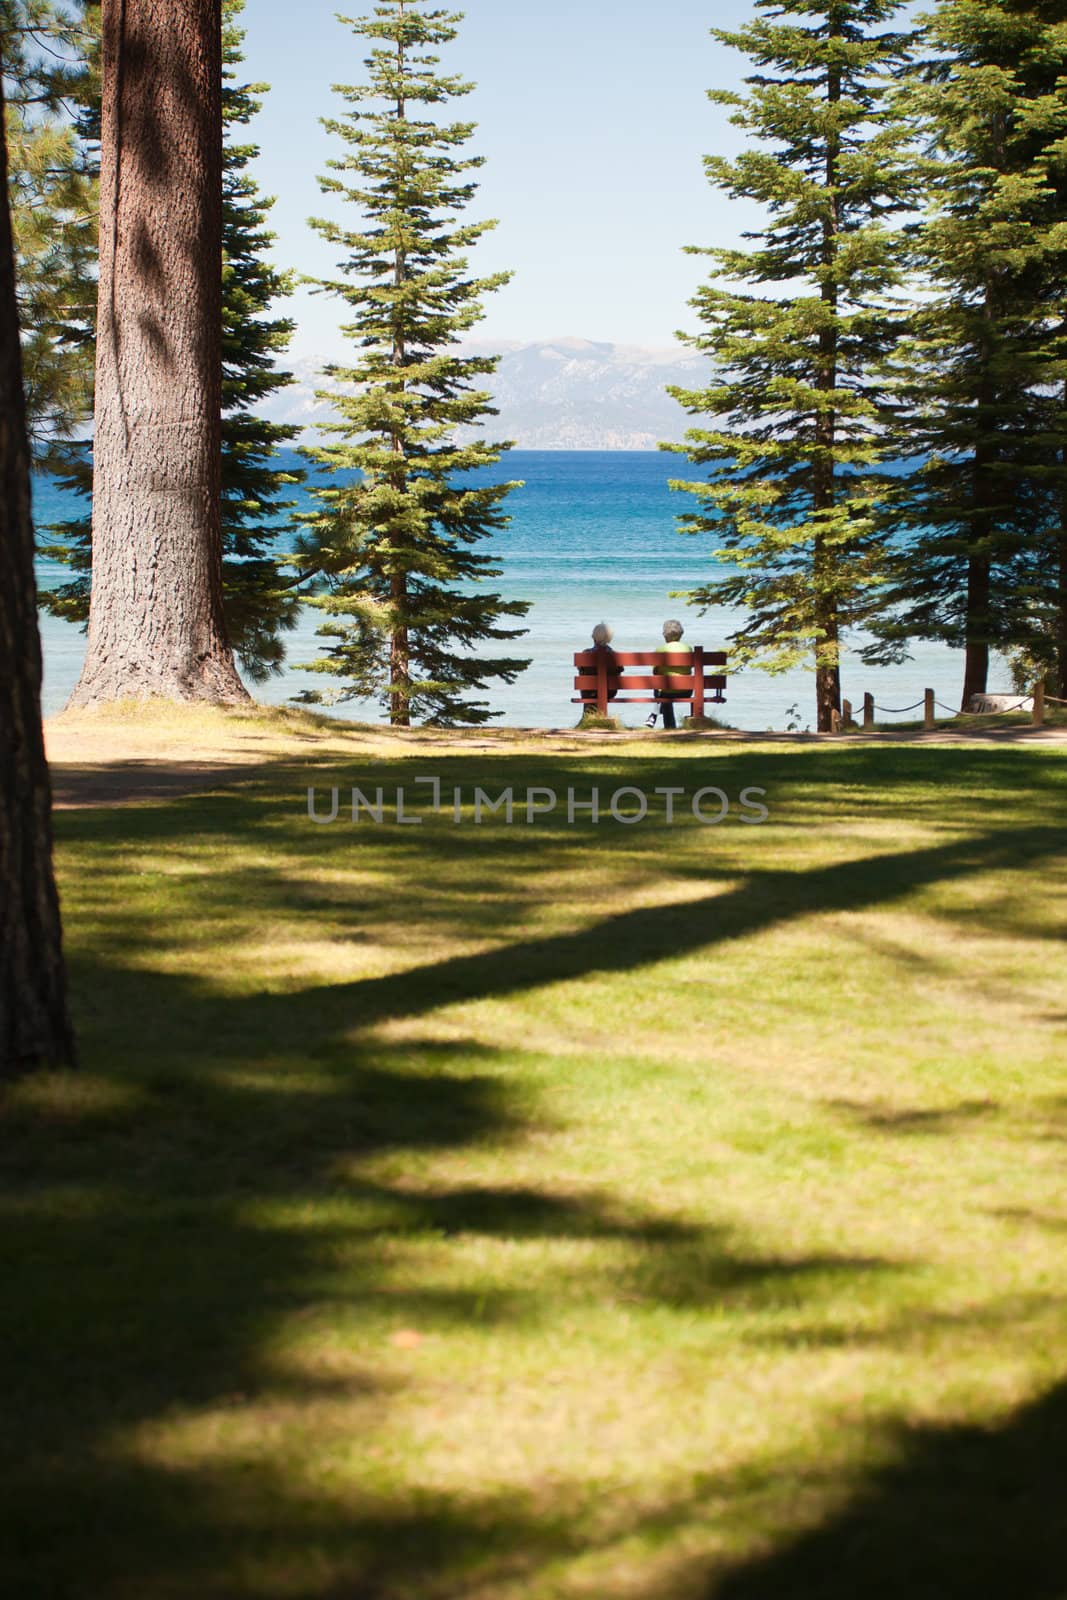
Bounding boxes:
[574,675,727,692]
[572,695,727,705]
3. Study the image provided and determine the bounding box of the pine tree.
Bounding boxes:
[69,0,247,706]
[300,0,528,727]
[666,0,914,732]
[1,0,98,454]
[217,0,305,680]
[42,0,307,685]
[865,0,1067,706]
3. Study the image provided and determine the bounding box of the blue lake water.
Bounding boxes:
[34,449,986,730]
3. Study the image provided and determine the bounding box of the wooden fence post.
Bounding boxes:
[693,646,705,720]
[842,698,853,730]
[924,688,935,730]
[1033,680,1045,727]
[830,708,842,735]
[863,691,874,730]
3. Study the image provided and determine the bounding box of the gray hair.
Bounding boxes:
[662,619,684,642]
[592,622,613,645]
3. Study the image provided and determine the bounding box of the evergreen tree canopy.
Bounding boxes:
[1,0,97,454]
[866,0,1067,704]
[666,0,915,731]
[218,0,305,681]
[299,0,528,727]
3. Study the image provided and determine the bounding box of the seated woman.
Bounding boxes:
[646,619,692,729]
[580,621,622,706]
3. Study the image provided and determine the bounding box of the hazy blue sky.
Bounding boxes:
[237,0,761,358]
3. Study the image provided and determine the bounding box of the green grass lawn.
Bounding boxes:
[4,724,1067,1598]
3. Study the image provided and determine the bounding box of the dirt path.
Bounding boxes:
[45,705,1067,810]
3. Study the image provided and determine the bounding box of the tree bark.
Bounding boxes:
[69,0,248,706]
[960,552,991,709]
[0,79,77,1078]
[1056,385,1067,699]
[962,291,997,710]
[388,577,409,728]
[1056,494,1067,701]
[962,434,994,704]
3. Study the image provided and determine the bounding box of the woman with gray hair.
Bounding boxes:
[580,621,621,707]
[646,619,692,729]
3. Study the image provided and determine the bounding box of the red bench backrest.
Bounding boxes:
[573,646,727,714]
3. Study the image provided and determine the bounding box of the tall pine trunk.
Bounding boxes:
[962,317,996,709]
[389,577,409,726]
[0,80,77,1078]
[961,551,991,708]
[813,44,841,735]
[69,0,248,707]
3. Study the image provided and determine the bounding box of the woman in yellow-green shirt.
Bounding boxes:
[646,619,692,730]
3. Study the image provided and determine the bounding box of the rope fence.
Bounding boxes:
[870,700,925,715]
[835,682,1061,733]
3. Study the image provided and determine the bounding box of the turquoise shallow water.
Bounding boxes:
[34,449,986,729]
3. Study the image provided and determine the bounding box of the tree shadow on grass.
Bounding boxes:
[7,747,1062,1595]
[237,821,1063,1043]
[0,959,902,1599]
[49,759,277,810]
[694,1378,1067,1600]
[57,784,1065,1048]
[51,740,1067,964]
[825,1097,1000,1136]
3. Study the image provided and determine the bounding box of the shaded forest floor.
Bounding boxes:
[5,704,1067,1598]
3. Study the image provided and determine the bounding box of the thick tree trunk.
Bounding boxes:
[0,83,77,1077]
[961,554,991,709]
[69,0,248,706]
[812,513,841,731]
[815,653,841,733]
[389,576,409,728]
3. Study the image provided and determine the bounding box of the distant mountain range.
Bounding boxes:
[264,337,712,451]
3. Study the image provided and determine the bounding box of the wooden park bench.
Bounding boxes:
[572,646,727,719]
